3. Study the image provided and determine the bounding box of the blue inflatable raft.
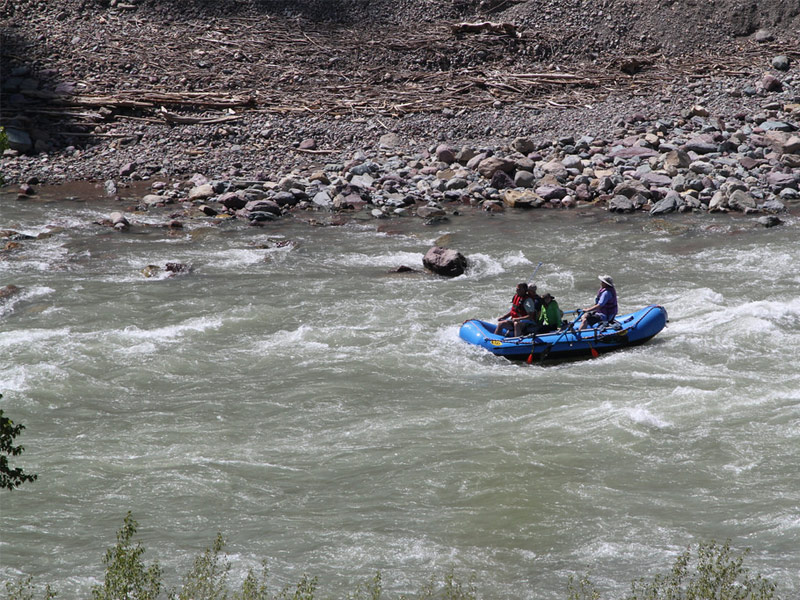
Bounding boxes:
[459,305,668,361]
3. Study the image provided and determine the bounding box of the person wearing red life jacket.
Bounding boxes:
[495,282,538,337]
[579,275,618,331]
[514,285,543,336]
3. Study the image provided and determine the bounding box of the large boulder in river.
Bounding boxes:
[422,246,467,277]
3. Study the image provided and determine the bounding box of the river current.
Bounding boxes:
[1,186,799,598]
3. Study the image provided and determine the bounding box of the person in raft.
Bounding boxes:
[538,292,563,334]
[579,275,618,331]
[496,282,537,337]
[514,285,543,336]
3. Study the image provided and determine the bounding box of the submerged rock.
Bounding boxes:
[0,284,21,299]
[758,215,782,228]
[165,262,191,274]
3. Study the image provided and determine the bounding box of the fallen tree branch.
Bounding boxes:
[451,21,519,37]
[159,107,242,125]
[292,148,339,154]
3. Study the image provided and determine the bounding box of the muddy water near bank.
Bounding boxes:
[1,186,799,598]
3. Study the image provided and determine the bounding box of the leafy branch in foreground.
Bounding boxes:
[0,393,39,491]
[3,575,57,600]
[571,540,779,600]
[4,516,782,600]
[91,512,163,600]
[625,540,777,600]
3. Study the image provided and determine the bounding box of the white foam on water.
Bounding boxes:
[668,385,720,399]
[0,241,71,273]
[0,326,71,350]
[113,341,159,356]
[624,405,673,430]
[0,362,70,395]
[112,316,224,343]
[330,250,423,269]
[459,251,533,280]
[0,285,55,318]
[0,365,35,394]
[499,250,533,268]
[256,324,332,352]
[203,247,271,269]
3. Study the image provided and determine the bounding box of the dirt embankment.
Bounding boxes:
[1,0,799,184]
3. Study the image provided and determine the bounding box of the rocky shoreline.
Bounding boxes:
[2,0,799,234]
[8,99,798,237]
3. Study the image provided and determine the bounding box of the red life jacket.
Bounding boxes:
[510,294,528,318]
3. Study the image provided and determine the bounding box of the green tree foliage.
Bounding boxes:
[347,572,383,600]
[411,571,477,600]
[0,393,38,491]
[91,512,163,600]
[625,540,777,600]
[571,540,779,600]
[3,575,57,600]
[232,563,272,600]
[567,574,600,600]
[170,533,231,600]
[5,517,782,600]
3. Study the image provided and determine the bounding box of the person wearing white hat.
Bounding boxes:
[579,275,618,331]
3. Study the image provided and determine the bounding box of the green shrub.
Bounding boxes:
[4,518,782,600]
[91,512,163,600]
[3,576,56,600]
[625,540,777,600]
[169,533,230,600]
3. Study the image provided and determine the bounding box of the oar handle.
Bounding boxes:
[528,261,543,284]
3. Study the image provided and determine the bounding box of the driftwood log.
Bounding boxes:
[451,21,519,37]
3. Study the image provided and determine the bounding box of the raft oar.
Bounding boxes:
[573,311,600,358]
[529,309,584,364]
[528,261,543,285]
[585,332,600,358]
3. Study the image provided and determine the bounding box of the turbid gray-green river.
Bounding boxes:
[2,186,799,598]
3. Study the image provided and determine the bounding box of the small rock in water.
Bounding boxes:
[109,211,129,229]
[141,265,161,278]
[758,215,782,228]
[0,284,21,299]
[165,262,191,274]
[391,265,419,273]
[18,183,36,196]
